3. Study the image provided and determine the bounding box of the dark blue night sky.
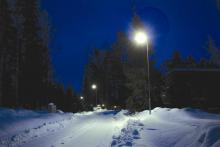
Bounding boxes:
[41,0,220,92]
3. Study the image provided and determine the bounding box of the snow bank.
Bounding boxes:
[1,107,220,147]
[112,108,220,147]
[0,108,123,147]
[0,108,74,146]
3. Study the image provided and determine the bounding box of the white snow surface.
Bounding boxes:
[0,107,220,147]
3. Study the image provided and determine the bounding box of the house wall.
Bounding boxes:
[165,70,220,109]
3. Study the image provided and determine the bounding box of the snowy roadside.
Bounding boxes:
[0,108,75,146]
[0,108,129,147]
[0,107,220,147]
[111,108,220,147]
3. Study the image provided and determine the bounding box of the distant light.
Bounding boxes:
[102,104,105,107]
[91,84,97,90]
[133,30,148,46]
[97,104,100,107]
[80,96,84,100]
[114,106,117,109]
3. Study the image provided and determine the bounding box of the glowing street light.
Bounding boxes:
[91,84,98,106]
[80,96,84,100]
[91,84,97,90]
[133,29,152,115]
[133,30,148,46]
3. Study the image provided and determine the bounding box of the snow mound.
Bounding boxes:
[0,107,220,147]
[111,108,220,147]
[0,108,74,147]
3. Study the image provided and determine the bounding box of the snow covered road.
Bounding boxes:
[0,110,130,147]
[1,108,220,147]
[21,111,126,147]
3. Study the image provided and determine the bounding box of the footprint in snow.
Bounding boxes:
[11,135,17,141]
[138,123,144,126]
[132,130,140,139]
[24,129,30,133]
[198,133,206,143]
[133,130,139,135]
[146,128,157,131]
[111,140,117,146]
[123,141,132,146]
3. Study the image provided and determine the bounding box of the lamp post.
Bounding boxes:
[79,96,85,110]
[91,84,98,106]
[133,30,152,115]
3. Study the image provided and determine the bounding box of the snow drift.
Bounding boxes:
[0,107,220,147]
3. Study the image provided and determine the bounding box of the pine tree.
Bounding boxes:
[82,65,93,109]
[0,0,18,107]
[199,58,209,68]
[82,49,105,107]
[207,36,220,67]
[123,14,163,112]
[52,83,65,110]
[65,87,75,112]
[165,51,183,70]
[186,55,196,68]
[103,50,127,108]
[125,15,147,111]
[15,0,52,108]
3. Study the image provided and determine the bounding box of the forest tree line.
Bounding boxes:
[82,15,220,112]
[1,0,220,112]
[0,0,83,112]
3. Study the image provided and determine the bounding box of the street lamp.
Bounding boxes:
[133,30,148,46]
[133,30,152,115]
[91,84,98,106]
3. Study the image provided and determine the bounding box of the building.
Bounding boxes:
[163,68,220,111]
